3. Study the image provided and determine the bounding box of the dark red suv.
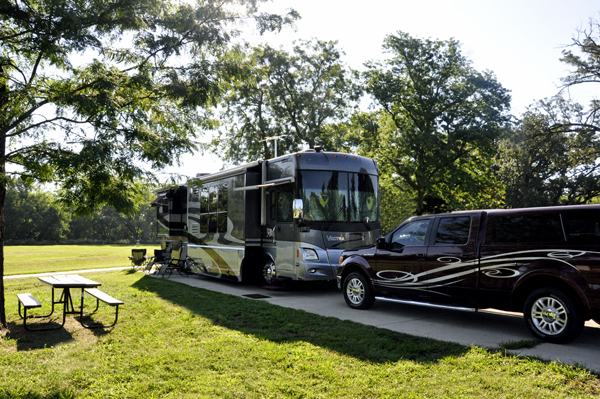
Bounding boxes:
[337,205,600,343]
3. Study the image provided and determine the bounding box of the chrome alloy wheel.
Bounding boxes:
[530,296,568,336]
[346,277,366,306]
[263,261,276,285]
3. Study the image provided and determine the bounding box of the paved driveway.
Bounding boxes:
[165,273,600,373]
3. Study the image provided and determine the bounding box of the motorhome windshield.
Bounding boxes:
[299,171,379,223]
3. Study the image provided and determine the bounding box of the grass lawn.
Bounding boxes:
[1,271,599,398]
[4,245,160,275]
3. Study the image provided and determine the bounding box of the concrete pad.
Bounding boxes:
[163,273,600,373]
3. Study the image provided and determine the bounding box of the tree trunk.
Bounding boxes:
[0,130,7,334]
[0,66,9,334]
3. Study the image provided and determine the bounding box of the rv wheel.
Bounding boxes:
[524,287,584,344]
[261,260,276,286]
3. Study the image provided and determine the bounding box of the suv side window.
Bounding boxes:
[562,211,600,244]
[390,220,430,250]
[434,216,471,245]
[489,214,564,244]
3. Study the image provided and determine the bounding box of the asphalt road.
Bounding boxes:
[163,273,600,373]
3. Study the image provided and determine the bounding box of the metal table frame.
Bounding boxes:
[21,274,102,331]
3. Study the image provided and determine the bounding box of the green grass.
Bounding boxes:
[4,245,160,275]
[1,271,599,398]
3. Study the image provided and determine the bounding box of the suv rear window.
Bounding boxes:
[562,211,600,244]
[488,214,564,244]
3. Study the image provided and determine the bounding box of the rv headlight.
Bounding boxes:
[300,248,319,261]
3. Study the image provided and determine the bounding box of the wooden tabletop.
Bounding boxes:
[38,274,101,289]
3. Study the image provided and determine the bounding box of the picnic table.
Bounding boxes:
[39,274,102,315]
[17,274,123,331]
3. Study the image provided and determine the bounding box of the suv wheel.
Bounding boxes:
[343,272,375,309]
[523,287,584,344]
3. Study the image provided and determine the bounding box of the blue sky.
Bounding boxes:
[172,0,600,177]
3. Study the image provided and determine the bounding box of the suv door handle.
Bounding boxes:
[416,253,426,260]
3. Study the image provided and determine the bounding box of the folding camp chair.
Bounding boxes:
[161,246,191,278]
[129,249,148,269]
[145,249,171,274]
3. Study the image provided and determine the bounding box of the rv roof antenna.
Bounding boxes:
[259,135,287,158]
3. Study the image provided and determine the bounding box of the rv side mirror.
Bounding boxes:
[376,237,388,250]
[293,199,304,220]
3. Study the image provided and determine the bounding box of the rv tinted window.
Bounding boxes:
[218,182,228,212]
[277,187,293,222]
[200,188,208,213]
[217,213,227,234]
[349,173,379,223]
[299,171,348,222]
[208,213,217,234]
[562,211,600,244]
[434,217,471,245]
[490,214,564,244]
[208,186,217,213]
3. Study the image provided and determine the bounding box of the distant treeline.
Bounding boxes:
[5,181,157,245]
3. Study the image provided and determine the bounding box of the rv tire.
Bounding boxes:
[260,259,276,286]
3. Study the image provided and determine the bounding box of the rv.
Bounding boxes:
[153,148,381,285]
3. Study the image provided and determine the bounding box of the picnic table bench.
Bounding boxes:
[81,288,124,328]
[17,274,124,331]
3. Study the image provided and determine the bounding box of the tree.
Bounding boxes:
[561,17,600,119]
[68,185,158,243]
[212,39,357,163]
[5,180,71,242]
[363,32,511,215]
[497,96,600,208]
[0,0,296,332]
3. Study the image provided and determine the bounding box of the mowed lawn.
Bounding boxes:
[0,248,598,397]
[4,245,160,275]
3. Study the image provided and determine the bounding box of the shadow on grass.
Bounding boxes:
[9,319,76,350]
[132,275,469,364]
[10,309,114,351]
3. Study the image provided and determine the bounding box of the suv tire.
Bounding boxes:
[524,287,584,344]
[343,272,375,309]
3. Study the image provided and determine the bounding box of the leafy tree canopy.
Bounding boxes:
[211,39,357,163]
[363,32,511,215]
[497,96,600,208]
[0,0,297,214]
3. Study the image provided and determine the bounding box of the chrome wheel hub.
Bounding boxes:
[346,278,365,305]
[263,262,275,285]
[531,296,568,336]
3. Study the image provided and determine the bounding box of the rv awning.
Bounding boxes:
[233,176,295,192]
[151,192,167,206]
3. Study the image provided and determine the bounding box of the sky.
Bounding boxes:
[164,0,600,180]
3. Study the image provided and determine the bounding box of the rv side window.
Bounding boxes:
[200,214,209,235]
[562,211,600,244]
[218,182,228,212]
[200,188,208,213]
[268,191,276,221]
[277,187,293,222]
[217,213,227,234]
[209,213,217,234]
[208,186,217,213]
[434,216,471,245]
[489,214,564,244]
